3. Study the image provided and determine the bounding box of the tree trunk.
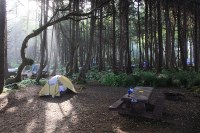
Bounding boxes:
[149,0,153,69]
[67,1,75,76]
[137,1,142,68]
[73,0,80,73]
[36,0,49,82]
[79,24,84,67]
[112,0,117,72]
[157,0,163,73]
[144,0,149,66]
[171,8,177,68]
[118,0,131,73]
[0,0,6,93]
[99,6,103,71]
[4,14,8,79]
[125,2,132,74]
[177,1,187,70]
[78,0,96,81]
[194,2,199,72]
[164,0,172,69]
[183,7,187,69]
[119,0,124,71]
[153,2,158,69]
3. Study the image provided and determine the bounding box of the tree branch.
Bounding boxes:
[8,0,112,84]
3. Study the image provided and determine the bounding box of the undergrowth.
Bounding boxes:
[97,69,200,95]
[4,69,200,95]
[3,78,47,92]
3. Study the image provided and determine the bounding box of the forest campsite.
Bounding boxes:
[0,0,200,133]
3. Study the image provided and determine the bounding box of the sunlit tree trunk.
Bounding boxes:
[4,14,8,79]
[33,9,39,62]
[59,23,66,66]
[36,0,49,82]
[51,25,59,76]
[67,1,75,76]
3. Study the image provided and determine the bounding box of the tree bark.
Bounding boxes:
[153,2,158,69]
[36,0,49,82]
[78,0,96,82]
[119,0,124,71]
[194,2,199,72]
[67,0,76,76]
[4,14,8,79]
[137,1,142,69]
[144,0,149,66]
[98,6,103,71]
[177,1,187,70]
[73,0,80,73]
[118,0,132,73]
[164,0,172,69]
[149,0,153,69]
[125,1,132,74]
[112,0,116,72]
[0,0,6,93]
[171,8,177,68]
[157,0,163,73]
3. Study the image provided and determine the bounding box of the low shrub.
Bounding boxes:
[99,72,118,86]
[86,70,102,80]
[18,78,47,88]
[18,79,36,88]
[138,71,156,86]
[98,70,200,89]
[155,74,172,87]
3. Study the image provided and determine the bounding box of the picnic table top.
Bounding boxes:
[121,86,154,103]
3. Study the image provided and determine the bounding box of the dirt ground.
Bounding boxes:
[0,83,199,133]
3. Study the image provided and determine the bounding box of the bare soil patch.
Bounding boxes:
[0,84,199,133]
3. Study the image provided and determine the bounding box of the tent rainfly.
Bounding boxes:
[39,75,77,97]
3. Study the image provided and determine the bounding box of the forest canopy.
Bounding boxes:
[2,0,200,85]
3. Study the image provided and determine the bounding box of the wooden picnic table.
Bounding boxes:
[121,87,154,103]
[109,86,165,120]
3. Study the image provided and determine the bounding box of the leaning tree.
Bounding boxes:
[5,0,112,85]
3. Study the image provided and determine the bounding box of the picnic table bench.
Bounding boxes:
[109,87,165,120]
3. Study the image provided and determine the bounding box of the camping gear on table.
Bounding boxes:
[39,75,77,97]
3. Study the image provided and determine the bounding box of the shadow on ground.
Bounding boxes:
[0,85,200,133]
